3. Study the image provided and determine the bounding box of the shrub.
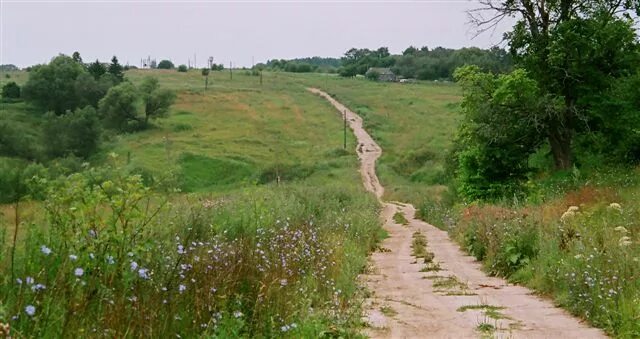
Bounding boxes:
[1,81,20,99]
[157,60,175,69]
[177,65,188,72]
[365,70,380,81]
[22,55,86,114]
[0,120,39,160]
[42,106,101,159]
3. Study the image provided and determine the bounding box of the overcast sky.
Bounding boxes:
[1,1,512,68]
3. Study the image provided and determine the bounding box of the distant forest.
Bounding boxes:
[259,46,512,80]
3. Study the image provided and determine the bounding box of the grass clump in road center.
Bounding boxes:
[393,211,409,225]
[458,304,507,320]
[411,231,427,258]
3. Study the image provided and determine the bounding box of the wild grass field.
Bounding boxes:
[117,70,362,192]
[293,73,461,204]
[0,69,384,337]
[2,67,639,337]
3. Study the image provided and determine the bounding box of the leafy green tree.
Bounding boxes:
[43,106,101,158]
[74,72,114,108]
[453,66,551,200]
[586,71,640,162]
[339,47,396,77]
[22,55,86,114]
[471,0,640,169]
[108,56,124,82]
[157,60,175,69]
[139,76,176,125]
[87,59,106,80]
[1,81,20,99]
[72,51,83,64]
[99,82,139,131]
[177,64,188,72]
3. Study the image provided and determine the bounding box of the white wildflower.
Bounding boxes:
[619,236,632,247]
[608,203,622,212]
[560,210,576,222]
[614,226,628,233]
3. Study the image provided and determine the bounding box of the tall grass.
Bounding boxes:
[0,167,382,337]
[451,183,640,337]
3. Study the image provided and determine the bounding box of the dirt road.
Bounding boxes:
[308,88,606,339]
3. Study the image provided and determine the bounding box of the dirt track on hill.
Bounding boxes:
[308,88,606,339]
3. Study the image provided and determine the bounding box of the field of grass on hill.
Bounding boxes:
[0,68,383,337]
[290,73,461,204]
[116,70,361,193]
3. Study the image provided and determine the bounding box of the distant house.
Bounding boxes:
[366,67,397,82]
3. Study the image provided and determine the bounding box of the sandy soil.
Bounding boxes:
[308,88,606,339]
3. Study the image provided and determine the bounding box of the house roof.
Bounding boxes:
[367,67,395,75]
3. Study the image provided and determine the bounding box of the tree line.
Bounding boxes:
[260,57,341,73]
[1,52,175,161]
[338,46,512,80]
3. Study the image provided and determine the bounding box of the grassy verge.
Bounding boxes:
[450,172,640,337]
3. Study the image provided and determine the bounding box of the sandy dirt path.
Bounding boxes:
[308,88,606,339]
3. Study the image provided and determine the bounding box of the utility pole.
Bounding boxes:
[343,110,347,149]
[229,61,233,80]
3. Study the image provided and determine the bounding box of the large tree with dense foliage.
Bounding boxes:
[468,0,640,169]
[139,76,176,124]
[339,47,395,77]
[452,0,640,200]
[99,82,139,131]
[453,66,556,200]
[22,55,86,114]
